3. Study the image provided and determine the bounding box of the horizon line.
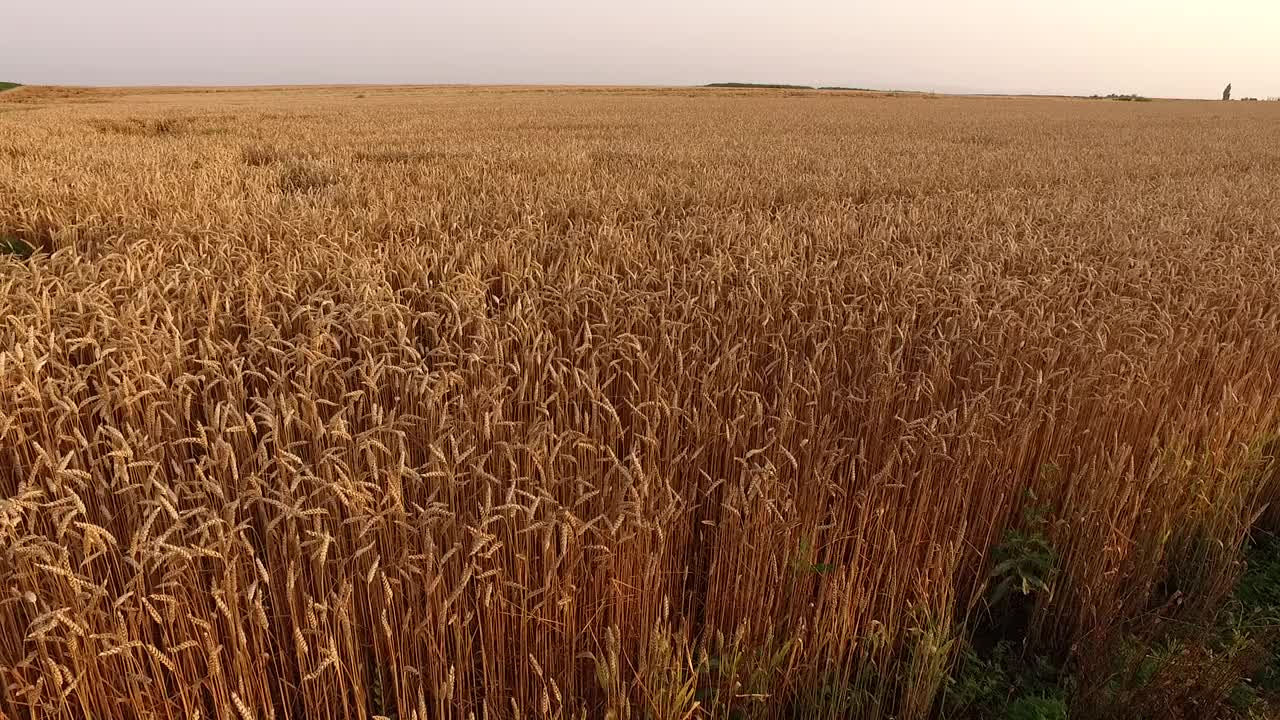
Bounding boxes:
[3,80,1252,102]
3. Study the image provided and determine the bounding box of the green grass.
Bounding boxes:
[1235,534,1280,617]
[1084,531,1280,718]
[1236,533,1280,698]
[0,82,21,92]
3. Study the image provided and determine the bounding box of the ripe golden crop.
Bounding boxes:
[2,85,1279,719]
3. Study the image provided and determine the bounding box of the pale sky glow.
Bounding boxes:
[4,0,1278,99]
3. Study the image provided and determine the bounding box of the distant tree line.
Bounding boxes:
[705,83,876,91]
[1089,93,1152,102]
[706,82,815,90]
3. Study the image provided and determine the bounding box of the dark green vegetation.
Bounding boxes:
[939,458,1280,719]
[706,82,817,90]
[943,530,1280,719]
[0,82,21,92]
[1089,93,1153,102]
[705,83,880,92]
[0,235,36,259]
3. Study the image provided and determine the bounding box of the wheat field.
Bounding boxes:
[2,84,1279,719]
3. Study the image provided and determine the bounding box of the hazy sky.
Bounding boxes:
[4,0,1278,99]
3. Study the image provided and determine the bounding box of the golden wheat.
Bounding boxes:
[1,84,1279,719]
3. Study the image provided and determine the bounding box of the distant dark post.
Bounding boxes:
[1222,83,1232,101]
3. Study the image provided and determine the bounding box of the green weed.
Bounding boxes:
[1,235,36,259]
